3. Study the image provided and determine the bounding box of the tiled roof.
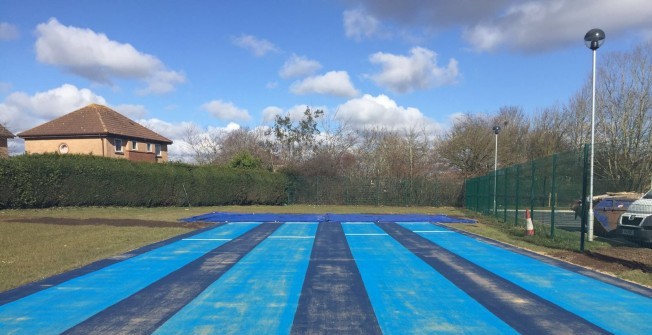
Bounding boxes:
[17,104,172,144]
[0,124,15,138]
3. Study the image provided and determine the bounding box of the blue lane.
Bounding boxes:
[0,223,260,335]
[153,222,317,335]
[400,222,652,335]
[342,222,518,335]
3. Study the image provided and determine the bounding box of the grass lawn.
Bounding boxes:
[1,205,649,292]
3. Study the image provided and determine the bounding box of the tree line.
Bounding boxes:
[184,42,651,194]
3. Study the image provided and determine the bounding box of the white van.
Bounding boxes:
[618,189,652,243]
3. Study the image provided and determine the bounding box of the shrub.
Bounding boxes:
[0,154,287,209]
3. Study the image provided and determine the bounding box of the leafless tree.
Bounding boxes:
[527,104,572,160]
[594,42,652,191]
[181,124,224,165]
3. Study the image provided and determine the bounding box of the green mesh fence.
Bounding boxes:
[287,175,461,207]
[465,143,651,244]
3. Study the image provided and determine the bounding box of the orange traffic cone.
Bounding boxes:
[525,209,535,236]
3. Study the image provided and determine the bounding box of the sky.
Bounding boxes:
[1,0,651,161]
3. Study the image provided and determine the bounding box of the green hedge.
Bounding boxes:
[0,154,287,209]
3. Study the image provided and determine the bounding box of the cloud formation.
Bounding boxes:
[348,0,652,52]
[0,84,106,132]
[279,54,322,79]
[232,34,280,56]
[369,47,459,93]
[35,18,185,94]
[290,71,359,97]
[201,100,252,121]
[337,94,441,132]
[0,22,19,40]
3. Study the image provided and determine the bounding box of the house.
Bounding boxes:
[0,124,15,158]
[17,104,173,163]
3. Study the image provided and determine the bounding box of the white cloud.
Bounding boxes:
[0,84,107,155]
[336,94,441,132]
[262,106,285,123]
[35,18,185,94]
[0,84,106,132]
[201,100,251,121]
[343,8,381,41]
[279,54,322,79]
[232,34,280,57]
[0,22,19,40]
[290,71,359,97]
[369,47,459,93]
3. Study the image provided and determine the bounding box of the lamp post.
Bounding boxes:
[492,125,501,215]
[584,28,605,242]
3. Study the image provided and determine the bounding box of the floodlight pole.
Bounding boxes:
[588,47,597,241]
[584,28,605,242]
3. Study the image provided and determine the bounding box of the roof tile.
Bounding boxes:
[0,124,15,138]
[17,104,172,144]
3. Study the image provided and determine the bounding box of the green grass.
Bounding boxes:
[0,222,188,292]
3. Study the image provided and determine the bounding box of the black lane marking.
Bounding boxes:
[62,222,282,335]
[0,223,225,306]
[291,222,382,335]
[440,223,652,299]
[377,222,611,335]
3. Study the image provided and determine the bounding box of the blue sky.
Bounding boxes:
[1,0,651,161]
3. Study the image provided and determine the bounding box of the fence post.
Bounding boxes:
[551,154,557,239]
[530,160,536,224]
[503,167,508,222]
[515,164,520,225]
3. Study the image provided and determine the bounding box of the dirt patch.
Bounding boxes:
[6,217,215,230]
[549,247,652,273]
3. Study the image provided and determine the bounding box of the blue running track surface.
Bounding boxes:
[342,222,518,335]
[153,222,317,335]
[1,213,650,335]
[399,222,652,335]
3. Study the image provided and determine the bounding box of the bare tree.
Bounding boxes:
[181,124,224,165]
[594,42,652,191]
[527,104,572,160]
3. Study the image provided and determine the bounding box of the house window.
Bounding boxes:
[155,144,162,157]
[115,139,123,153]
[147,143,152,152]
[131,140,137,151]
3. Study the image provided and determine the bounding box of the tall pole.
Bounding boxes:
[584,28,604,242]
[494,132,498,215]
[588,48,596,241]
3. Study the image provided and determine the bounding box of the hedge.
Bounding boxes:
[0,154,287,209]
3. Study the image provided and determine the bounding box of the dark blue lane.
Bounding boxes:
[291,222,382,335]
[62,222,282,335]
[377,222,610,335]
